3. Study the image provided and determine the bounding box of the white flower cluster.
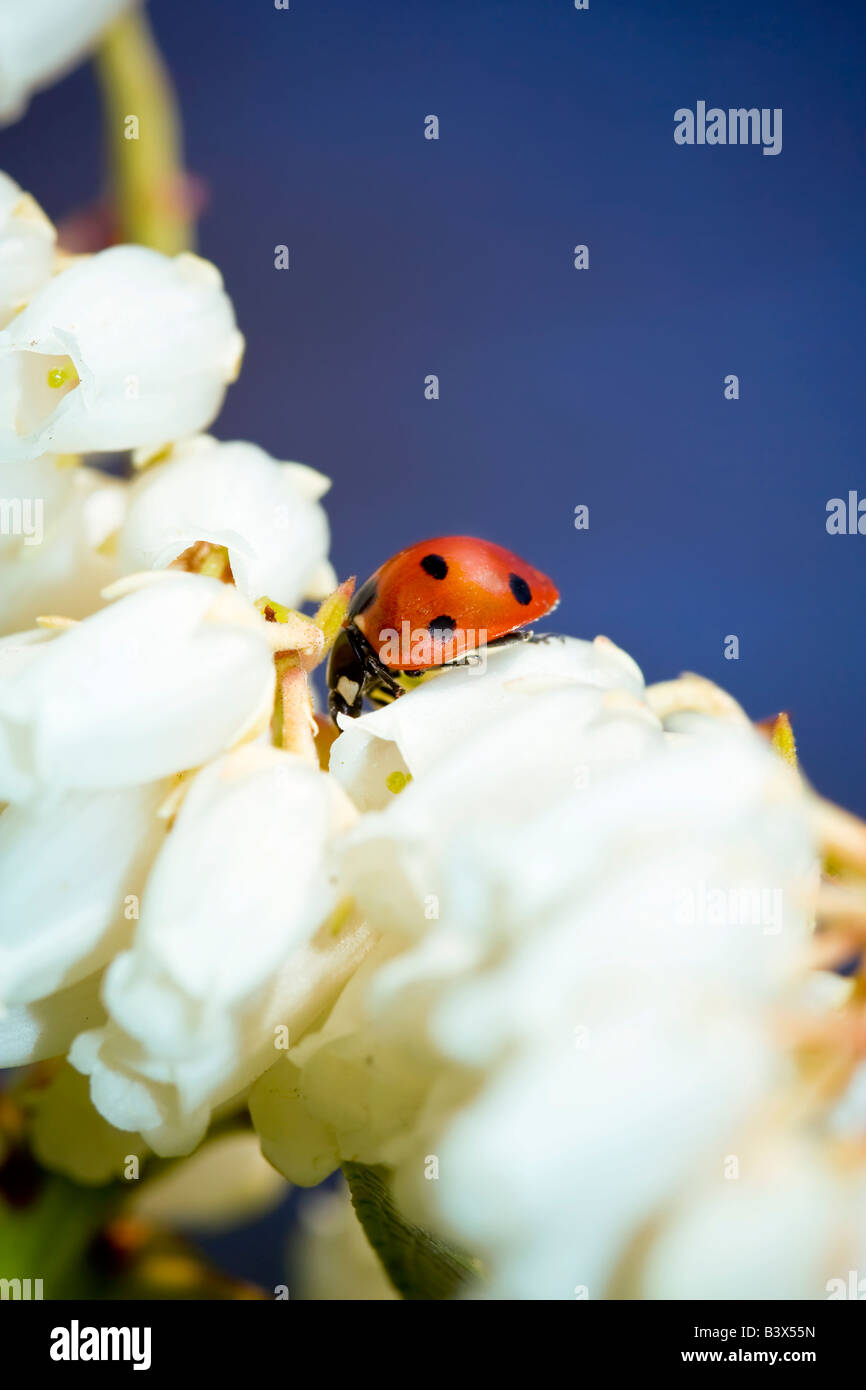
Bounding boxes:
[0,168,360,1158]
[0,169,336,635]
[252,643,866,1300]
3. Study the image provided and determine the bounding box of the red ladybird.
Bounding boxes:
[327,536,559,719]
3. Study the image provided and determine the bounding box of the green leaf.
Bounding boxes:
[342,1161,481,1301]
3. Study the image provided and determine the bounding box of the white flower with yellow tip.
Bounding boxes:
[0,169,56,324]
[0,0,133,124]
[330,633,650,812]
[69,745,373,1156]
[0,245,244,461]
[120,435,336,608]
[0,571,310,801]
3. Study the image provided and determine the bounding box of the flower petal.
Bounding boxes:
[0,574,276,796]
[0,170,55,321]
[0,246,243,459]
[119,435,331,607]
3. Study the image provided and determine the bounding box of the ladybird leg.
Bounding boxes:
[371,666,406,702]
[329,681,365,721]
[366,680,402,707]
[443,652,485,669]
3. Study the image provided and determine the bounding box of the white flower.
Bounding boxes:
[0,0,133,124]
[0,170,55,324]
[330,633,649,812]
[0,572,281,801]
[374,731,816,1298]
[636,1141,849,1300]
[337,641,661,935]
[250,937,428,1185]
[256,674,821,1299]
[0,970,104,1069]
[120,435,336,607]
[70,745,373,1155]
[0,458,125,636]
[0,245,244,460]
[251,638,665,1182]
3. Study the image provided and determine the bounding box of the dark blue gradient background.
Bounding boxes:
[2,0,864,1289]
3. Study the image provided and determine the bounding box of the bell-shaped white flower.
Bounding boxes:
[0,458,125,636]
[0,572,281,800]
[330,633,649,812]
[338,662,662,937]
[0,0,133,124]
[120,435,336,607]
[70,745,373,1155]
[0,170,55,324]
[0,245,244,460]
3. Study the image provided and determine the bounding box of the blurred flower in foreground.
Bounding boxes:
[129,1130,287,1233]
[378,731,818,1299]
[250,644,866,1300]
[0,0,133,124]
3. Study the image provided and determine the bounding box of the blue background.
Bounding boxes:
[2,0,864,1290]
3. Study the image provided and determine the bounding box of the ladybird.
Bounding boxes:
[327,536,559,719]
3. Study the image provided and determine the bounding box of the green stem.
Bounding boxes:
[93,8,193,253]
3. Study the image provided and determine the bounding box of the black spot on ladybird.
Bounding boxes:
[428,615,456,642]
[420,553,448,580]
[509,573,532,606]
